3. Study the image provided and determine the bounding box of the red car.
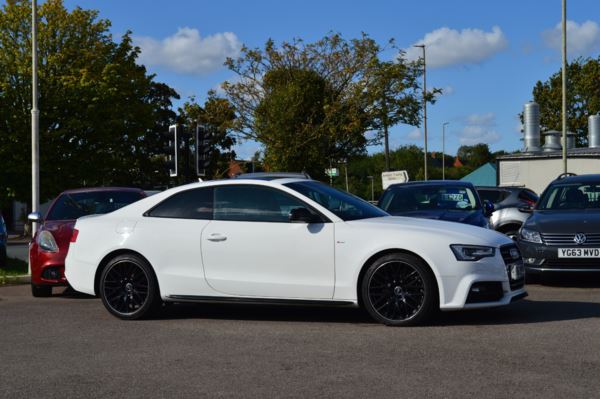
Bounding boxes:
[29,187,146,297]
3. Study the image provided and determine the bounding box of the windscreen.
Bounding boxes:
[46,191,144,220]
[537,183,600,210]
[285,181,388,221]
[380,185,480,213]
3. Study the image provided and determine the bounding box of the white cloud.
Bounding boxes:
[134,27,241,75]
[542,20,600,56]
[403,26,508,68]
[459,113,501,145]
[406,128,422,140]
[442,85,455,96]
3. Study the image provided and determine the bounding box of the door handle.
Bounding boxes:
[207,234,227,242]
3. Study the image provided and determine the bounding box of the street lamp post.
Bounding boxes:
[442,122,449,180]
[367,176,374,202]
[561,0,568,173]
[32,0,40,236]
[414,44,428,181]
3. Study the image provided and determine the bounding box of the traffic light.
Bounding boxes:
[164,124,178,177]
[195,124,211,177]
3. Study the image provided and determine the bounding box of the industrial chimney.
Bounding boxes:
[589,114,600,148]
[523,102,541,153]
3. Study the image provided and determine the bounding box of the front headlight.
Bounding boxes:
[450,244,496,261]
[520,228,543,244]
[38,230,59,253]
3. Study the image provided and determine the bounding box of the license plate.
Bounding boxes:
[558,248,600,258]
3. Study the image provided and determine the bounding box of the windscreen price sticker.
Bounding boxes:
[559,248,600,258]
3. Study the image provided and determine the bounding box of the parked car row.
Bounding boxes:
[0,213,7,268]
[27,172,599,326]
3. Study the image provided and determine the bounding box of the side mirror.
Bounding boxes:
[483,200,495,217]
[518,205,533,213]
[289,207,319,224]
[28,212,43,223]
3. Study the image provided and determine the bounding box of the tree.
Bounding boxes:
[456,144,492,168]
[365,57,440,171]
[222,33,427,178]
[531,56,600,146]
[0,0,179,205]
[177,90,237,180]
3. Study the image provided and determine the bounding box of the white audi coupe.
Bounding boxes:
[65,177,527,326]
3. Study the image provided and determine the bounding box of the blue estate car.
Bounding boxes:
[378,180,494,228]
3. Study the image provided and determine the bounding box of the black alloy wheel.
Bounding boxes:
[362,253,437,326]
[100,254,159,320]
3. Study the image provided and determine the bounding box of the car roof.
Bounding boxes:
[234,172,312,180]
[59,187,145,194]
[387,180,474,189]
[551,174,600,184]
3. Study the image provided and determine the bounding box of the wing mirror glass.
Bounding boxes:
[28,212,43,223]
[289,207,320,223]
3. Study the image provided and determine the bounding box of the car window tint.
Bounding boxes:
[538,184,599,210]
[477,189,500,203]
[518,190,539,204]
[147,188,213,219]
[213,185,308,222]
[47,191,144,220]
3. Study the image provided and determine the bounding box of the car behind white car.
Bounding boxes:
[65,178,526,326]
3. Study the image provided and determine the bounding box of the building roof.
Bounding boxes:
[460,162,497,186]
[497,147,600,161]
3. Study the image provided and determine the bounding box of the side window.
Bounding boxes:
[214,185,309,222]
[146,188,213,219]
[478,189,503,204]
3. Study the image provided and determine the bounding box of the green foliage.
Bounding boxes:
[177,90,237,180]
[0,0,179,204]
[456,144,492,168]
[223,33,430,179]
[531,56,600,146]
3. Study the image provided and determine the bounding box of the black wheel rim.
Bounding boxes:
[102,261,149,315]
[367,261,425,322]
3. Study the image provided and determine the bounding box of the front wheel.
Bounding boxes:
[99,253,160,320]
[361,253,437,326]
[31,284,52,297]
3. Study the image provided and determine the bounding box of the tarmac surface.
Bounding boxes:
[1,278,600,398]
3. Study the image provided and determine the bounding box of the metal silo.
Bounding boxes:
[566,132,577,149]
[589,114,600,148]
[523,102,541,152]
[542,130,562,152]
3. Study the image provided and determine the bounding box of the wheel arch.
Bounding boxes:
[356,248,441,308]
[495,221,523,234]
[94,249,159,297]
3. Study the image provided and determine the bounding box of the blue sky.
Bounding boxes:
[53,1,600,158]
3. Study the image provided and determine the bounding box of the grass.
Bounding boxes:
[0,257,29,284]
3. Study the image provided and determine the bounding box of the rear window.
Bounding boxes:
[518,189,539,204]
[46,191,144,221]
[477,189,509,204]
[380,185,480,213]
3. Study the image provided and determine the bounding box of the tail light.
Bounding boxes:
[524,199,536,207]
[70,229,79,243]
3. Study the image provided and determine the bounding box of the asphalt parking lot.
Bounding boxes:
[1,279,600,398]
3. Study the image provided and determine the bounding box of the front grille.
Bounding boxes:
[500,244,525,290]
[541,233,600,246]
[543,259,600,270]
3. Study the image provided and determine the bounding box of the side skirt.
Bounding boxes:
[165,295,356,307]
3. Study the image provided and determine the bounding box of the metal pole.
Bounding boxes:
[414,44,428,180]
[32,0,39,234]
[368,176,374,202]
[442,122,449,180]
[344,161,349,192]
[561,0,568,173]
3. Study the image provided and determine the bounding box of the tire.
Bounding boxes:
[31,284,52,297]
[361,253,437,326]
[99,253,160,320]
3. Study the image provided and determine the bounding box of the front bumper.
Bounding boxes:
[518,240,600,272]
[29,241,68,286]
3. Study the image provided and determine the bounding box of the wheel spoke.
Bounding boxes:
[103,260,150,316]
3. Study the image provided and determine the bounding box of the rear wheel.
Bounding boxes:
[361,253,437,326]
[31,284,52,297]
[99,254,159,320]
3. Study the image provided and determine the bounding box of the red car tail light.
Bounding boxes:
[70,229,79,243]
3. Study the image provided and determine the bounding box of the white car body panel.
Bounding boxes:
[65,179,526,311]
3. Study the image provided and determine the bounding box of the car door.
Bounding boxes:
[201,184,335,299]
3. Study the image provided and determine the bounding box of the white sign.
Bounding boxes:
[381,170,409,190]
[325,168,339,177]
